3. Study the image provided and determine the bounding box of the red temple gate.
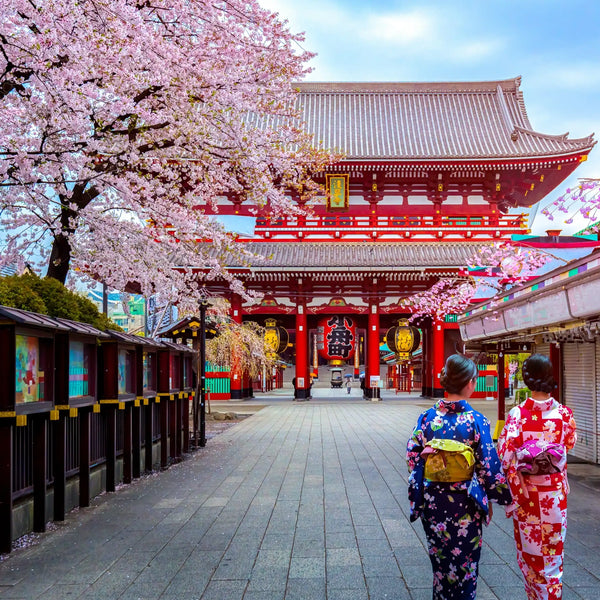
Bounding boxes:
[190,78,594,400]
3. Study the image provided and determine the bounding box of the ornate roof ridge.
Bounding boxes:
[513,125,596,147]
[295,77,523,94]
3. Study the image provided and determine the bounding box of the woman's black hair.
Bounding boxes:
[439,354,478,395]
[522,354,556,393]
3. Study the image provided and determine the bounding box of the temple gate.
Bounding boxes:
[192,78,594,400]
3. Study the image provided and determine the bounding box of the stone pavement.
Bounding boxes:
[1,395,599,600]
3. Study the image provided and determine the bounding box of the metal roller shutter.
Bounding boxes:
[535,342,551,356]
[596,344,600,464]
[563,343,596,462]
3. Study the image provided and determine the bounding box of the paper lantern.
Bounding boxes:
[316,315,356,361]
[385,319,421,360]
[264,319,288,355]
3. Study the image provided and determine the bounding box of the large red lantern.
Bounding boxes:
[317,316,356,362]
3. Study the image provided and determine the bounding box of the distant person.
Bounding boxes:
[406,354,511,600]
[346,378,352,394]
[497,354,577,600]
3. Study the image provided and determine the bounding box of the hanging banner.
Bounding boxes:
[325,174,349,210]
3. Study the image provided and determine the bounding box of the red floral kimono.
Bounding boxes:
[497,397,577,600]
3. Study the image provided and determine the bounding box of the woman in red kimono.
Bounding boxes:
[497,354,577,600]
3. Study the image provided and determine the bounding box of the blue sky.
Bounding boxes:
[261,0,600,234]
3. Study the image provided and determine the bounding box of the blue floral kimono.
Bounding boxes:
[407,399,511,600]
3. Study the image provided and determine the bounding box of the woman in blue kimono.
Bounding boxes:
[406,354,512,600]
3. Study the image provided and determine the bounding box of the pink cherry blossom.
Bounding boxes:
[542,178,600,232]
[405,242,553,320]
[0,0,334,312]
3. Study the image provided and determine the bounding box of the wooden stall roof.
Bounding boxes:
[278,78,596,161]
[157,316,217,341]
[158,339,196,354]
[106,329,162,348]
[0,305,109,337]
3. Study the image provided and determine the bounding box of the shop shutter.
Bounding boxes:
[535,342,551,356]
[563,343,596,462]
[596,344,600,464]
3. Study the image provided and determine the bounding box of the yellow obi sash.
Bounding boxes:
[423,439,475,482]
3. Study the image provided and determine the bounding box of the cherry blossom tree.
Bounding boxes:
[471,242,553,283]
[206,319,278,377]
[542,178,600,229]
[405,242,554,320]
[403,278,476,322]
[0,0,333,312]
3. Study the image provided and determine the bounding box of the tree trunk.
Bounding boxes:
[45,184,98,284]
[46,234,71,284]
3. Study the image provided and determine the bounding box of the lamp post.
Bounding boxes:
[199,299,208,447]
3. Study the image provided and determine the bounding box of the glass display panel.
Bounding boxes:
[143,351,157,392]
[169,354,181,390]
[182,356,193,388]
[15,335,45,403]
[69,341,94,398]
[118,348,136,395]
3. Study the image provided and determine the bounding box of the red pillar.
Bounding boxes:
[295,302,310,400]
[550,343,561,403]
[432,319,445,398]
[422,322,432,397]
[366,302,380,400]
[497,351,506,432]
[230,295,243,400]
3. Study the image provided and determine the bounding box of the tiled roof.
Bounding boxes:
[1,265,17,276]
[219,242,486,269]
[290,78,595,160]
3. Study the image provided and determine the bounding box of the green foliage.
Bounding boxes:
[0,274,121,331]
[0,275,46,313]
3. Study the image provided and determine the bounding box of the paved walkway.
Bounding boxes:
[1,396,599,599]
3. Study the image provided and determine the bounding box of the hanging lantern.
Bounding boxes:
[264,319,288,356]
[385,319,421,361]
[316,315,356,362]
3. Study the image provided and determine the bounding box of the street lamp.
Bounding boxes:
[198,299,208,447]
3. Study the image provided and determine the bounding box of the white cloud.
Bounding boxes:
[361,11,436,46]
[260,1,505,71]
[547,64,600,90]
[449,40,504,63]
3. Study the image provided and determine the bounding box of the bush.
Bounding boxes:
[0,275,47,313]
[0,273,121,331]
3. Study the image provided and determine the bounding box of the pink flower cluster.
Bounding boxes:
[0,0,334,311]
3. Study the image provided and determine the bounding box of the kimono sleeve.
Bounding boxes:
[496,407,523,516]
[472,413,512,507]
[406,412,427,471]
[560,405,577,452]
[406,412,428,522]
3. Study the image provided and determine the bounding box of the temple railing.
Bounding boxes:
[251,213,528,241]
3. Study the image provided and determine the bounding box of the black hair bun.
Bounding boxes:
[441,355,477,395]
[522,354,556,393]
